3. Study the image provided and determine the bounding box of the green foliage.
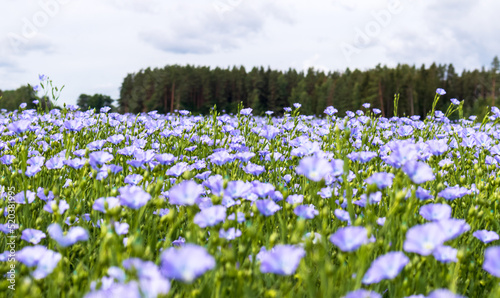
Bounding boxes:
[76,94,115,112]
[0,86,38,111]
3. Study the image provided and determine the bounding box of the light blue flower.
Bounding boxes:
[259,245,305,275]
[160,244,215,283]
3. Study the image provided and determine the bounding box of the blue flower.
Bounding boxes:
[27,156,45,168]
[240,108,252,115]
[354,192,382,208]
[160,244,215,283]
[483,246,500,277]
[169,180,204,206]
[426,139,448,156]
[17,245,47,267]
[47,223,89,247]
[437,218,470,241]
[37,187,54,202]
[109,164,123,174]
[172,236,186,247]
[259,245,305,275]
[473,230,499,243]
[259,125,281,140]
[330,159,344,176]
[63,158,86,169]
[43,200,69,214]
[32,249,62,279]
[118,185,151,209]
[235,152,255,163]
[107,134,125,145]
[382,141,418,168]
[63,119,84,132]
[404,223,446,256]
[84,281,141,298]
[256,199,281,216]
[251,181,275,198]
[114,222,129,235]
[96,170,108,181]
[343,289,381,298]
[7,120,31,134]
[227,212,246,223]
[329,226,368,252]
[433,245,457,263]
[348,151,377,163]
[193,205,226,228]
[428,289,465,298]
[208,150,235,166]
[93,197,120,213]
[89,151,114,170]
[243,162,265,175]
[450,98,460,105]
[25,165,42,177]
[416,187,433,200]
[419,204,451,221]
[87,140,107,151]
[14,190,36,204]
[438,186,470,200]
[202,175,223,197]
[403,160,435,184]
[362,251,409,284]
[436,88,446,95]
[21,228,46,244]
[324,106,338,116]
[365,172,394,189]
[334,209,352,223]
[219,228,242,240]
[17,245,61,279]
[122,258,170,297]
[46,156,64,169]
[286,194,304,204]
[398,125,414,137]
[100,106,112,113]
[296,156,333,182]
[0,155,16,165]
[225,180,253,199]
[294,204,319,219]
[166,162,189,177]
[118,146,137,156]
[124,174,143,185]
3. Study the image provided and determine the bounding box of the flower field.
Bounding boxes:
[2,89,500,298]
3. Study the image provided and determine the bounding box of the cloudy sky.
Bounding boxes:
[1,0,499,107]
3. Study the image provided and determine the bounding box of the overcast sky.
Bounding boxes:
[1,0,499,107]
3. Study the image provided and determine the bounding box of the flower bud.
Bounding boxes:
[110,188,118,197]
[51,202,59,213]
[269,232,279,246]
[52,185,59,196]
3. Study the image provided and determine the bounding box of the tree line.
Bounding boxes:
[118,57,500,118]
